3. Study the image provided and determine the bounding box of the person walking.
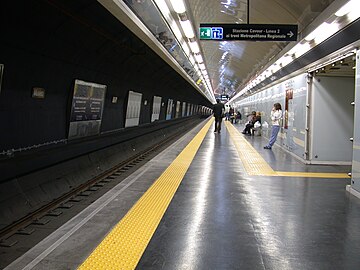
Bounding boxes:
[213,99,225,133]
[264,103,282,149]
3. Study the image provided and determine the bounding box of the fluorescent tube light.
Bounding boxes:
[304,22,338,43]
[194,53,203,63]
[198,63,206,70]
[180,20,195,38]
[335,0,355,17]
[169,0,186,14]
[313,22,339,44]
[188,41,200,53]
[347,7,360,21]
[181,40,190,56]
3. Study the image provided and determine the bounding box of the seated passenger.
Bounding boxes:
[252,112,262,135]
[235,111,242,123]
[242,111,256,135]
[254,112,261,126]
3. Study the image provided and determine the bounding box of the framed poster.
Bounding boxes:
[68,79,106,139]
[175,101,181,118]
[166,99,173,120]
[182,102,186,117]
[151,96,162,122]
[125,90,143,127]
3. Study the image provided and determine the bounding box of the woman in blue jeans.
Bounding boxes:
[264,103,282,149]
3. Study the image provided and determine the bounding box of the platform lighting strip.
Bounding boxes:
[163,0,215,102]
[230,0,360,103]
[152,0,211,101]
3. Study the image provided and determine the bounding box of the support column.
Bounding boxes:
[348,49,360,198]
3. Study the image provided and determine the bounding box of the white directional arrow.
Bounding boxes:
[287,31,294,38]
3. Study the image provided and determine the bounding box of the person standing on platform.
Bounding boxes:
[229,106,235,123]
[264,103,282,149]
[224,104,230,121]
[213,99,225,133]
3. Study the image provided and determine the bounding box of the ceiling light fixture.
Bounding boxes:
[169,0,186,14]
[179,19,195,39]
[194,53,203,63]
[166,0,214,102]
[335,0,356,17]
[188,40,200,53]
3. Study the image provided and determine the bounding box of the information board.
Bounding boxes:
[125,90,143,127]
[175,101,181,118]
[151,96,162,122]
[68,80,106,139]
[166,99,173,120]
[182,102,186,117]
[200,24,298,41]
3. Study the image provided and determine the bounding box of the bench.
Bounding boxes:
[250,126,261,136]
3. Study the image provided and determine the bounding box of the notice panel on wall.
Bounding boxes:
[175,101,181,118]
[68,79,106,140]
[166,99,173,120]
[125,90,142,127]
[182,102,186,117]
[151,96,162,122]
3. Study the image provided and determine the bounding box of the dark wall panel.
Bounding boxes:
[0,0,211,152]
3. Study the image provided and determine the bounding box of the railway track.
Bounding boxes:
[0,123,195,246]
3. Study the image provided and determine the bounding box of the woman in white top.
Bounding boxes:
[264,103,282,149]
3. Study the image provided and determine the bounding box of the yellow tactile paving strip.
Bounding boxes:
[225,122,349,178]
[78,118,214,270]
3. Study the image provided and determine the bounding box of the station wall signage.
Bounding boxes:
[200,24,298,41]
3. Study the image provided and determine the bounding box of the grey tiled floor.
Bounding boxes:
[138,122,360,270]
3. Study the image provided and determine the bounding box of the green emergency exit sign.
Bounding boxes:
[199,27,212,39]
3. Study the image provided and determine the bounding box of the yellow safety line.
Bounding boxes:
[275,171,348,178]
[225,122,349,178]
[225,122,275,176]
[78,118,213,270]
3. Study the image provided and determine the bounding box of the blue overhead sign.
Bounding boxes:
[200,27,223,40]
[199,24,298,41]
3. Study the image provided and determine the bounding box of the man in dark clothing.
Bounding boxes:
[213,99,225,133]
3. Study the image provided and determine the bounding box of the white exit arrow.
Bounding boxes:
[287,31,294,38]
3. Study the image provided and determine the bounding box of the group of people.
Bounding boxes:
[212,99,283,149]
[241,111,261,136]
[224,105,241,124]
[212,100,242,133]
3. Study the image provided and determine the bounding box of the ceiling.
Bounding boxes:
[185,0,336,98]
